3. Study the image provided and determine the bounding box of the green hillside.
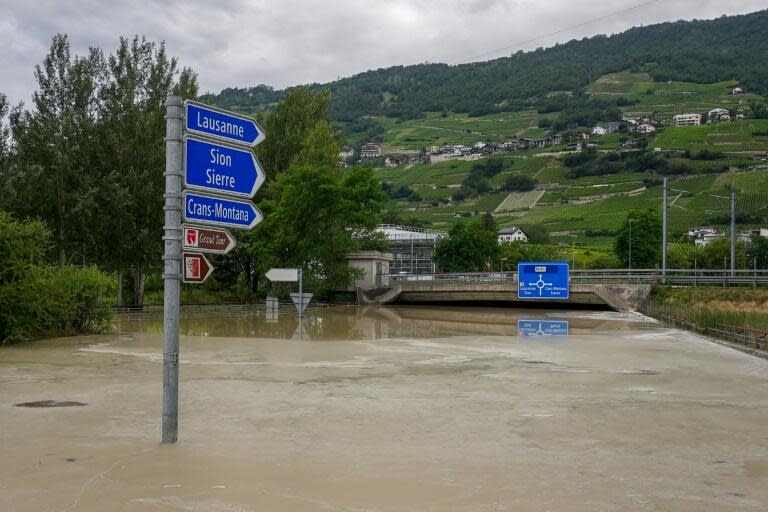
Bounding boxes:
[203,10,768,121]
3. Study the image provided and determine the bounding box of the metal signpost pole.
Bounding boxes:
[298,268,303,317]
[662,176,668,282]
[162,96,183,444]
[730,192,736,277]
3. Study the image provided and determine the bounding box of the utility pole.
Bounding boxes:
[730,192,736,277]
[162,96,183,444]
[662,176,668,281]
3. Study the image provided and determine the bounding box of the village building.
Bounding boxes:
[338,145,354,161]
[637,123,656,134]
[360,142,382,158]
[497,226,528,244]
[673,113,702,126]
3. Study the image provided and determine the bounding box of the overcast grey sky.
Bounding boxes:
[1,0,766,105]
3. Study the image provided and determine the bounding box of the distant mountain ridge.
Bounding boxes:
[201,9,768,121]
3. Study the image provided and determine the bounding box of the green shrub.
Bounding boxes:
[0,212,112,343]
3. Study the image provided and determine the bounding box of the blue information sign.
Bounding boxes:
[184,137,265,198]
[518,320,569,337]
[517,262,570,299]
[183,191,262,230]
[185,101,265,147]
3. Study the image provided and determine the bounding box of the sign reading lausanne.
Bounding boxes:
[183,191,263,230]
[185,100,265,147]
[517,262,570,299]
[184,137,265,197]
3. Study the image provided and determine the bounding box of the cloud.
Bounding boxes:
[1,0,765,105]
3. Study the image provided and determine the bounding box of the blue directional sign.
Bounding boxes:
[185,101,265,147]
[183,191,262,230]
[518,262,570,299]
[183,137,265,198]
[518,320,569,337]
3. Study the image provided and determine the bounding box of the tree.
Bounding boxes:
[613,209,662,268]
[747,235,768,268]
[8,34,105,267]
[504,174,537,192]
[433,219,499,272]
[520,224,550,244]
[697,238,747,269]
[256,87,333,180]
[256,163,386,293]
[96,35,198,306]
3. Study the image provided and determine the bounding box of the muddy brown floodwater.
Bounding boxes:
[1,305,768,511]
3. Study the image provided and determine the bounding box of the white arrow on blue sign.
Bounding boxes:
[183,136,265,198]
[183,190,263,230]
[185,100,265,147]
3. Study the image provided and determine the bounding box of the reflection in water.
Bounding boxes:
[113,304,653,341]
[517,320,569,338]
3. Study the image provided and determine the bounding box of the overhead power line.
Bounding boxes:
[457,0,662,64]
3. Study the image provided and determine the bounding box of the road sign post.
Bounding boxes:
[517,262,570,299]
[182,224,236,254]
[183,136,265,197]
[182,253,214,283]
[162,96,183,444]
[182,190,262,230]
[266,267,311,316]
[185,100,266,146]
[163,98,266,444]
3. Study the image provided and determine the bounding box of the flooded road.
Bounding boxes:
[2,305,768,511]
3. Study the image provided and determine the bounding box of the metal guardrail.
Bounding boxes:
[382,268,768,287]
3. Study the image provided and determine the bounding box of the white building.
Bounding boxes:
[473,141,487,150]
[688,226,717,238]
[751,228,768,238]
[498,226,528,244]
[694,233,724,247]
[427,146,439,154]
[338,145,354,161]
[360,143,382,158]
[673,113,702,126]
[732,87,744,95]
[637,123,656,134]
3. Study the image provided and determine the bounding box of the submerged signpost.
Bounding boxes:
[266,267,312,316]
[517,262,570,300]
[162,97,266,443]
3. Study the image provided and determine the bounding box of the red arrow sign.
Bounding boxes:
[182,224,236,254]
[182,253,214,284]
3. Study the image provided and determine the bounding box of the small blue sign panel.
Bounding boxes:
[183,191,262,230]
[185,101,265,147]
[518,320,569,337]
[518,262,570,299]
[184,137,265,198]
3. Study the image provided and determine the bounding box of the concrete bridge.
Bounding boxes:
[357,268,768,311]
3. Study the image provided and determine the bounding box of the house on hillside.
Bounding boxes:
[473,141,487,150]
[637,123,656,134]
[694,232,725,247]
[751,228,768,238]
[360,143,382,158]
[733,87,744,95]
[707,108,731,123]
[592,122,620,136]
[672,113,701,126]
[688,226,717,238]
[501,140,519,150]
[338,145,354,161]
[519,135,563,149]
[498,226,528,244]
